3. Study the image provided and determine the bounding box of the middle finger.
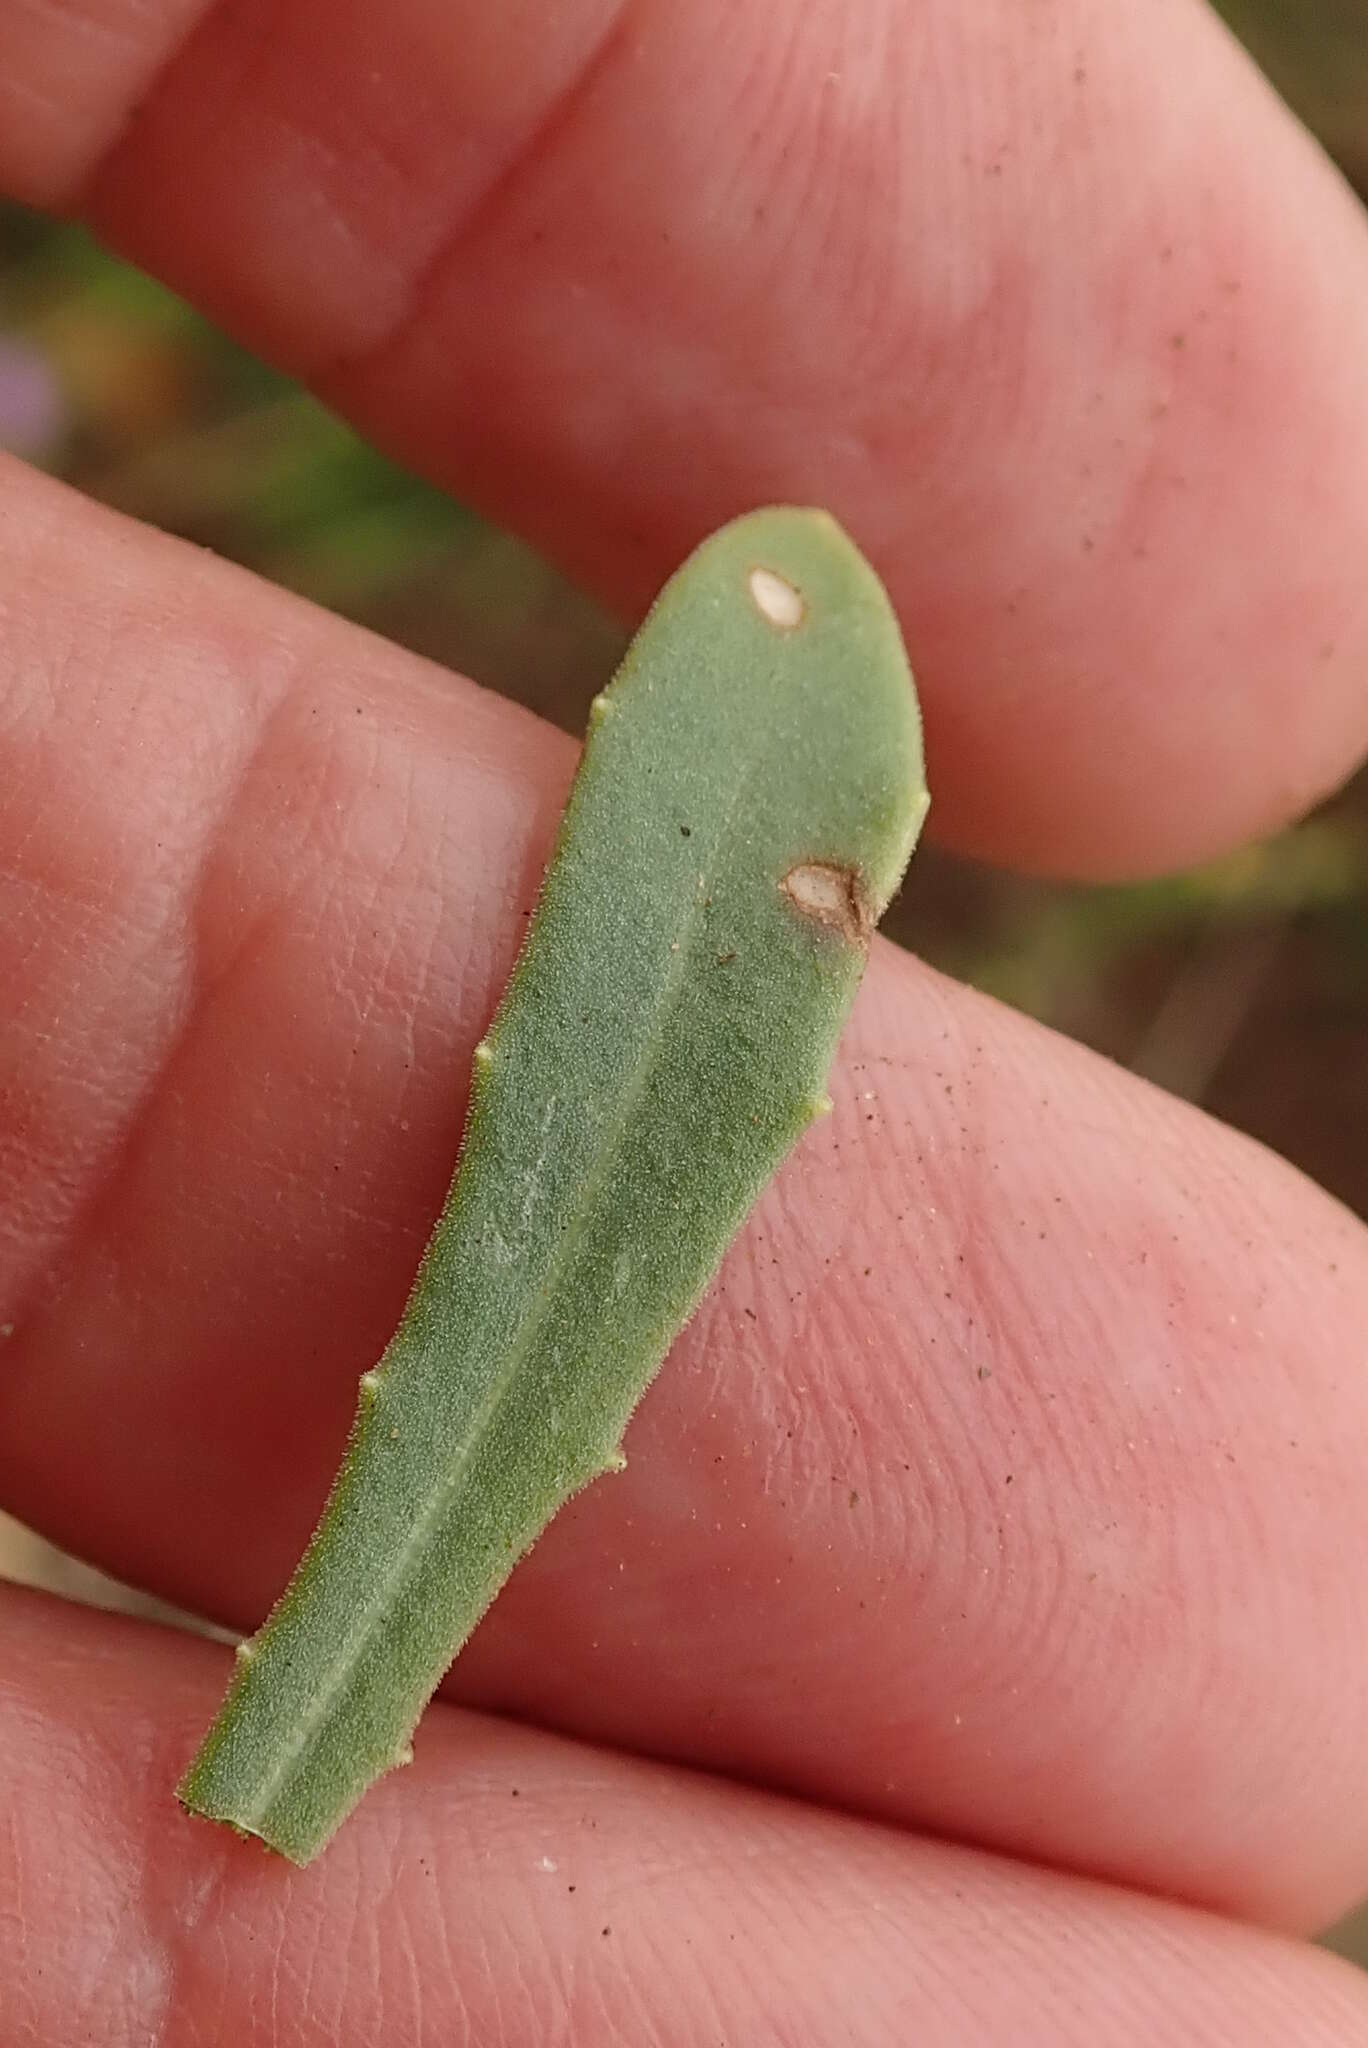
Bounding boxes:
[1,478,1365,1931]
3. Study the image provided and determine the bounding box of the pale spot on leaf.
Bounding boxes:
[748,566,806,629]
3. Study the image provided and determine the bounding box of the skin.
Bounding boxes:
[1,0,1368,2039]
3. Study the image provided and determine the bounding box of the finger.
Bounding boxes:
[4,1,1368,873]
[6,1585,1368,2048]
[3,466,1368,1929]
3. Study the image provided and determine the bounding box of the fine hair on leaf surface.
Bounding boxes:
[178,506,929,1864]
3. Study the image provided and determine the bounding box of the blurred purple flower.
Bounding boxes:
[0,336,66,461]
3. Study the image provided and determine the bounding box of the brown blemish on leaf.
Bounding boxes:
[781,862,872,944]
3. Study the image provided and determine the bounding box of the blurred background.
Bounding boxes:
[0,0,1365,1951]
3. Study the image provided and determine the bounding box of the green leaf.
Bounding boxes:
[178,507,929,1862]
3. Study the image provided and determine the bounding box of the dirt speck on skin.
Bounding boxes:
[781,862,871,943]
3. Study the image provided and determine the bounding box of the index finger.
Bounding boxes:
[3,0,1367,874]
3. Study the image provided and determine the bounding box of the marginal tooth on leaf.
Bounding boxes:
[589,692,614,725]
[473,1040,494,1071]
[359,1370,381,1401]
[235,1639,256,1666]
[605,1448,628,1475]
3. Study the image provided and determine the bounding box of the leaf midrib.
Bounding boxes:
[238,739,767,1827]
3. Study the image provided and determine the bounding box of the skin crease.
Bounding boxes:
[0,0,1367,2038]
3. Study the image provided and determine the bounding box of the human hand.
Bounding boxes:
[3,3,1368,2041]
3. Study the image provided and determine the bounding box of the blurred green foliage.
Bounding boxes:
[1217,0,1368,191]
[0,210,625,722]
